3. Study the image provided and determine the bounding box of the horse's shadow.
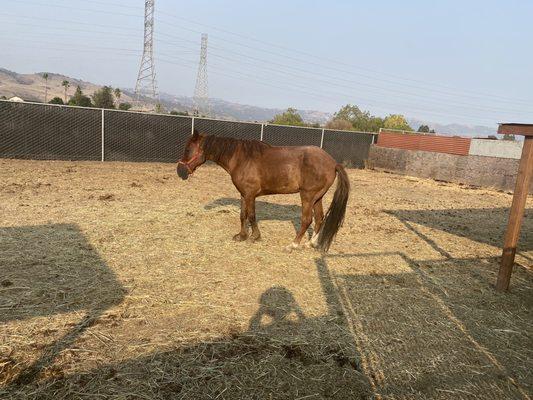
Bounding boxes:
[205,197,306,234]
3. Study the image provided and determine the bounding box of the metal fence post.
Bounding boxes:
[260,123,264,141]
[191,116,195,135]
[320,128,325,149]
[101,109,105,162]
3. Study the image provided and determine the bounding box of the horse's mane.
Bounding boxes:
[202,135,270,162]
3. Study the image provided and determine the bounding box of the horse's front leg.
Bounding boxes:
[247,196,261,242]
[233,196,249,241]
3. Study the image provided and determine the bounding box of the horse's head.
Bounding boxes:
[177,129,206,180]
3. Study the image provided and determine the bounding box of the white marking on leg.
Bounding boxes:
[310,232,319,247]
[284,242,300,252]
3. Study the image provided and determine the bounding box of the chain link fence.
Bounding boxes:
[323,129,376,168]
[262,124,322,147]
[0,100,377,167]
[104,110,190,163]
[0,101,102,160]
[193,117,262,141]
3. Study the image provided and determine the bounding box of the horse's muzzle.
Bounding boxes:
[177,164,189,180]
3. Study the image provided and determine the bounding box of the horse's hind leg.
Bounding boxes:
[310,198,324,248]
[233,196,249,241]
[287,192,314,250]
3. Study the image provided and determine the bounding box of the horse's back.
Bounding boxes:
[254,145,336,195]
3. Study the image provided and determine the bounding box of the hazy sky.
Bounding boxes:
[1,0,532,126]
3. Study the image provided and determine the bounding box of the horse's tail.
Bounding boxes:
[317,164,350,252]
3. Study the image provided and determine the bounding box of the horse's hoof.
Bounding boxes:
[233,233,248,242]
[249,235,261,243]
[284,243,299,252]
[309,233,319,248]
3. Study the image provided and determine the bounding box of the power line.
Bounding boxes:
[155,56,502,125]
[154,11,533,105]
[0,34,525,124]
[3,3,530,124]
[5,4,531,110]
[1,17,528,116]
[155,36,528,116]
[10,2,531,107]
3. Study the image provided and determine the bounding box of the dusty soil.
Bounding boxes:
[0,159,531,400]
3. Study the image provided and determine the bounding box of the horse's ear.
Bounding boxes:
[192,129,200,138]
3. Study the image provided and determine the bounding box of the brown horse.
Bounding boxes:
[177,130,349,252]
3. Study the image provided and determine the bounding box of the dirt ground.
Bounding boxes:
[0,159,532,400]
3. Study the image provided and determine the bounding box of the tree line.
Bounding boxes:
[41,75,192,115]
[269,105,436,133]
[47,80,132,111]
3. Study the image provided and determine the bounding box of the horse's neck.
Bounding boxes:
[208,148,241,175]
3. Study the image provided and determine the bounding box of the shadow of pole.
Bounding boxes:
[315,256,383,398]
[13,312,101,385]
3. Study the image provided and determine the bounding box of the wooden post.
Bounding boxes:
[496,132,533,291]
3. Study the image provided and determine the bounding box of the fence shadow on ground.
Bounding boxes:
[0,223,125,385]
[2,215,532,399]
[323,251,532,399]
[387,207,533,253]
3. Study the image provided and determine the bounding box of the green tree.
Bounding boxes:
[170,110,189,116]
[61,80,70,103]
[42,73,49,102]
[502,133,515,141]
[155,102,163,113]
[332,104,384,132]
[92,86,115,109]
[417,125,430,133]
[114,88,121,108]
[325,118,353,131]
[49,97,64,105]
[383,114,412,131]
[118,102,132,111]
[69,86,93,107]
[269,107,306,126]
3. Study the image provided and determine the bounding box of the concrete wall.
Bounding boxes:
[469,139,523,159]
[368,145,532,193]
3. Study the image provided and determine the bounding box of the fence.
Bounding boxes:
[0,100,377,167]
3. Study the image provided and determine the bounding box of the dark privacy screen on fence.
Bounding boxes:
[104,110,191,162]
[0,101,376,167]
[0,101,102,160]
[262,124,322,147]
[323,130,375,167]
[193,118,261,141]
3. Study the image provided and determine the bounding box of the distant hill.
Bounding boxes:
[155,91,332,124]
[0,68,121,104]
[0,67,330,123]
[407,118,497,137]
[1,67,497,136]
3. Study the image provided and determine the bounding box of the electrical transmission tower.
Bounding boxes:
[135,0,158,102]
[194,33,210,116]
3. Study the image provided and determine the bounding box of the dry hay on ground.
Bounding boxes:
[0,158,532,400]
